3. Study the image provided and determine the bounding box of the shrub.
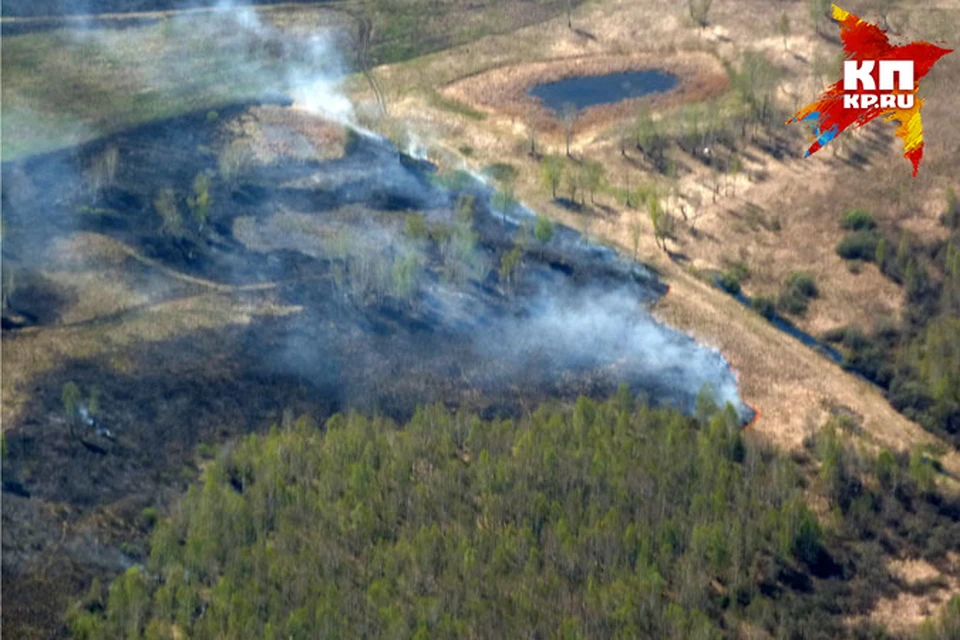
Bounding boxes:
[840,208,876,231]
[196,443,217,460]
[750,296,776,319]
[778,272,818,316]
[717,261,748,294]
[837,231,880,261]
[483,162,519,184]
[785,271,818,298]
[777,289,809,315]
[726,260,749,282]
[141,507,159,529]
[822,326,848,343]
[154,188,184,237]
[217,142,254,184]
[909,448,936,494]
[391,253,421,300]
[875,449,898,490]
[85,145,120,197]
[534,216,554,249]
[942,187,960,230]
[404,214,428,240]
[717,270,742,294]
[187,174,212,228]
[875,237,888,272]
[62,382,82,426]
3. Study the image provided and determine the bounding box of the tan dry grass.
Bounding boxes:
[847,555,960,634]
[227,105,348,164]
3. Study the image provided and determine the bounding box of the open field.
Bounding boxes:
[0,0,581,160]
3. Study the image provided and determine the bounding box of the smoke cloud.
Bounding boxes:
[1,0,750,425]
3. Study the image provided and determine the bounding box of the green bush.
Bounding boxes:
[195,442,217,460]
[750,296,777,319]
[918,596,960,640]
[785,271,818,298]
[822,326,848,343]
[840,208,876,231]
[777,272,818,316]
[404,213,428,240]
[483,162,519,184]
[717,271,741,294]
[534,215,554,249]
[141,507,159,529]
[717,261,749,295]
[777,289,809,315]
[941,187,959,230]
[836,231,880,261]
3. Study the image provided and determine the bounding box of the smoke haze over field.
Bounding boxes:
[1,0,750,423]
[482,287,744,411]
[1,0,322,19]
[0,4,754,638]
[1,0,356,160]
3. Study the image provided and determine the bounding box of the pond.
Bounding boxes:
[529,69,678,113]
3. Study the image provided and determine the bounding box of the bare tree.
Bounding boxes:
[808,0,830,36]
[634,105,657,158]
[688,0,712,32]
[629,219,643,262]
[583,160,605,204]
[566,163,581,204]
[540,155,565,199]
[525,104,540,157]
[727,155,742,197]
[671,182,688,222]
[492,182,517,224]
[534,216,554,257]
[778,12,791,51]
[85,145,119,202]
[154,188,184,238]
[648,193,673,251]
[561,103,578,157]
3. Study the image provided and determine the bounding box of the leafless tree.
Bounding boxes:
[561,103,578,157]
[688,0,712,32]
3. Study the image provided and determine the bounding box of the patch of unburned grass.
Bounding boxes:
[2,13,319,160]
[427,92,487,121]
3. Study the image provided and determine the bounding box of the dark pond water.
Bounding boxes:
[530,69,678,113]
